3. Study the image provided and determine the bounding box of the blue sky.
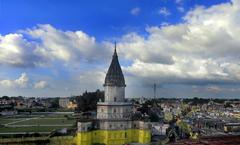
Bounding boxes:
[0,0,229,38]
[1,0,240,98]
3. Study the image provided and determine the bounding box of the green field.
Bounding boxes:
[0,118,22,125]
[0,126,62,133]
[13,118,75,125]
[0,114,76,134]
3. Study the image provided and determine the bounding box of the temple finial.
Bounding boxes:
[113,41,118,56]
[114,42,117,54]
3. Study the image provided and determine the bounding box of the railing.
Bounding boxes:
[97,112,132,120]
[97,102,133,106]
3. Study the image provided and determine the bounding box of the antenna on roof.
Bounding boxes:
[154,83,156,99]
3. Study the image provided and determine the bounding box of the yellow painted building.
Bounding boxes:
[49,129,150,145]
[76,129,150,145]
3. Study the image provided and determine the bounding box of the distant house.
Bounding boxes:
[0,104,17,116]
[1,110,17,116]
[59,98,70,108]
[0,99,11,105]
[67,101,77,109]
[151,122,169,135]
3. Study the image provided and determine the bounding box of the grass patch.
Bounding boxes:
[0,126,65,133]
[0,114,76,134]
[13,118,75,125]
[0,118,22,125]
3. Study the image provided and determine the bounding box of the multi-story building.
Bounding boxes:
[76,45,151,145]
[59,98,70,108]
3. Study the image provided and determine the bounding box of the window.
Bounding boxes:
[114,97,117,102]
[101,109,104,112]
[125,132,127,138]
[109,124,112,129]
[113,109,116,113]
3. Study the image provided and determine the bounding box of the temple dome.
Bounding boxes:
[104,47,126,87]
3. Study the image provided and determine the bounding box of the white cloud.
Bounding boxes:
[206,86,222,93]
[24,24,110,64]
[175,0,185,13]
[34,81,48,89]
[130,7,141,16]
[123,58,235,85]
[1,0,240,97]
[0,73,29,88]
[158,7,171,16]
[0,73,49,90]
[117,32,174,64]
[15,73,29,88]
[0,80,15,88]
[0,24,112,68]
[118,0,240,86]
[0,34,39,67]
[79,71,105,89]
[177,6,185,12]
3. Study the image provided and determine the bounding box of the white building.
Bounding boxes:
[96,48,134,130]
[77,45,151,145]
[59,98,70,108]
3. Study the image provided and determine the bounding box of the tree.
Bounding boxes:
[1,96,10,100]
[164,112,173,122]
[50,98,59,108]
[76,90,104,112]
[149,112,160,122]
[177,121,192,138]
[224,102,233,108]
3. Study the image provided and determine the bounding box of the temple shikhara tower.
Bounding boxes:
[77,44,151,145]
[97,44,133,127]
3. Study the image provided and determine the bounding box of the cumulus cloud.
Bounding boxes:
[0,73,29,88]
[24,24,111,64]
[206,86,222,93]
[0,73,49,90]
[0,34,39,67]
[119,0,240,88]
[117,32,174,64]
[130,7,141,16]
[1,0,240,97]
[34,81,48,89]
[79,71,105,89]
[158,7,171,16]
[0,24,112,68]
[175,0,185,13]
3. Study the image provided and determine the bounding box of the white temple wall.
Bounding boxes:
[99,121,133,130]
[97,105,133,120]
[104,86,125,102]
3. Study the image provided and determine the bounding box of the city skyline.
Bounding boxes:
[1,0,240,98]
